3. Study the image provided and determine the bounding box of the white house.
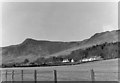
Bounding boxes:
[71,59,74,63]
[88,58,95,61]
[82,58,89,62]
[82,58,94,62]
[81,56,102,62]
[62,59,69,63]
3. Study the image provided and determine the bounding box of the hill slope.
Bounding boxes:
[1,30,120,64]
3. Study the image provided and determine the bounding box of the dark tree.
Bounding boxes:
[24,59,29,64]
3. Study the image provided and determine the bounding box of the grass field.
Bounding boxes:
[0,58,119,81]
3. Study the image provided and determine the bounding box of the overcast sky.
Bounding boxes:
[1,2,118,47]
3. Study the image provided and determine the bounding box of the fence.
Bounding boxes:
[1,69,118,82]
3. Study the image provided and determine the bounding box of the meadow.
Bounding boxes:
[0,59,119,82]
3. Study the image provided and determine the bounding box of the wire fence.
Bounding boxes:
[1,69,118,82]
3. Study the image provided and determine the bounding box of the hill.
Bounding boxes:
[1,30,120,64]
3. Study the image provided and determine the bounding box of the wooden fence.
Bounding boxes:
[3,69,95,83]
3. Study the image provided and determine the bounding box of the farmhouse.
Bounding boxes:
[62,58,75,63]
[71,59,74,63]
[62,59,69,63]
[81,56,102,62]
[82,58,89,62]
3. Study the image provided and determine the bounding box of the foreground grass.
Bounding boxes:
[0,59,119,81]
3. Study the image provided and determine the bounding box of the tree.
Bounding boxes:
[52,56,57,62]
[24,59,29,64]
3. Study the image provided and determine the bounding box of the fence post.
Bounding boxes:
[21,70,23,83]
[5,70,7,83]
[91,69,95,82]
[54,70,57,83]
[34,70,37,83]
[12,70,14,83]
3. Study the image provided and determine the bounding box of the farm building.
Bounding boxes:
[62,58,75,63]
[62,59,69,63]
[81,56,102,62]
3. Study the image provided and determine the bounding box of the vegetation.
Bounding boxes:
[23,59,29,64]
[2,42,119,68]
[65,42,119,60]
[2,30,119,66]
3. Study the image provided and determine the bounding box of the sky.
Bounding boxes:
[1,2,118,47]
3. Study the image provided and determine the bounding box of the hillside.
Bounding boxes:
[1,39,78,63]
[1,30,120,64]
[64,42,119,61]
[48,30,120,58]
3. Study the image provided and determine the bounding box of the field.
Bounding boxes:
[0,59,119,82]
